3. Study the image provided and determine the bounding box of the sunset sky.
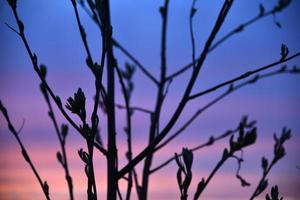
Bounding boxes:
[0,0,300,199]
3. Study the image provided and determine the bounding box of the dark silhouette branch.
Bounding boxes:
[209,8,275,52]
[188,52,300,100]
[166,1,291,81]
[113,40,159,85]
[249,128,291,200]
[6,1,108,156]
[140,0,170,198]
[115,63,136,199]
[116,104,152,115]
[194,124,257,199]
[4,22,19,35]
[40,82,74,200]
[189,0,198,70]
[150,117,256,174]
[152,65,300,155]
[71,0,95,74]
[102,0,118,199]
[77,1,159,85]
[70,1,106,197]
[118,0,234,179]
[0,101,51,200]
[4,1,297,199]
[78,0,102,29]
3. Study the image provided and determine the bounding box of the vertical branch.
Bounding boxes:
[160,0,169,83]
[118,0,234,179]
[70,0,108,198]
[66,88,98,199]
[189,0,198,69]
[115,64,136,200]
[40,80,74,200]
[101,0,118,199]
[140,1,170,199]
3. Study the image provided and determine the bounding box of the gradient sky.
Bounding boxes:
[0,0,300,199]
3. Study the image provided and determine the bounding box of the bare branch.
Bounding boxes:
[150,65,299,173]
[140,0,170,198]
[7,0,107,156]
[156,65,300,153]
[78,0,159,85]
[150,121,242,174]
[113,40,159,85]
[188,52,300,101]
[194,124,257,199]
[189,0,198,70]
[116,104,152,115]
[249,128,291,200]
[40,80,74,200]
[167,3,291,81]
[5,22,20,35]
[115,62,134,200]
[0,100,51,200]
[118,0,234,179]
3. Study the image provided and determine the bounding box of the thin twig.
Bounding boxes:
[115,63,135,200]
[113,40,159,85]
[4,22,19,35]
[140,0,170,198]
[249,128,291,200]
[188,52,300,100]
[193,125,257,199]
[71,0,107,198]
[0,101,51,200]
[166,5,288,81]
[78,1,159,85]
[116,104,152,114]
[189,0,198,70]
[118,0,234,179]
[7,1,107,156]
[40,83,74,200]
[150,123,241,174]
[153,65,300,155]
[209,10,274,52]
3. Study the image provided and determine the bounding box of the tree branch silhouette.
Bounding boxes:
[116,104,152,115]
[249,128,291,200]
[3,0,299,199]
[193,122,257,199]
[115,62,137,199]
[188,52,300,101]
[150,116,256,174]
[153,65,300,156]
[118,0,234,180]
[6,0,108,156]
[40,79,74,200]
[140,0,170,198]
[166,0,292,81]
[78,0,159,85]
[102,0,119,199]
[0,100,51,200]
[189,0,198,70]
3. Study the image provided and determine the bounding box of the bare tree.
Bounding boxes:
[1,0,299,199]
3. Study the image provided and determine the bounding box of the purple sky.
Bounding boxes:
[0,0,300,199]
